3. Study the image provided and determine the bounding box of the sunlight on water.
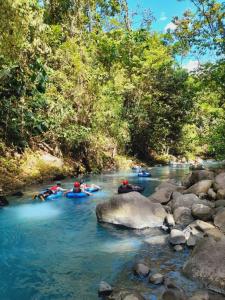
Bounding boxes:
[100,238,142,253]
[14,203,61,221]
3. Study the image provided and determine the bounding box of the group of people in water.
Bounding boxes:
[34,177,146,201]
[34,181,101,201]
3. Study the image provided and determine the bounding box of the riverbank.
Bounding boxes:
[0,147,144,195]
[96,168,225,299]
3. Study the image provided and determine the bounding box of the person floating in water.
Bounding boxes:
[64,182,92,196]
[33,182,66,201]
[118,179,144,194]
[80,179,101,191]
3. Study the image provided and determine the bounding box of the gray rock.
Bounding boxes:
[170,229,186,245]
[155,182,180,192]
[214,208,225,233]
[208,188,217,201]
[213,172,225,191]
[96,192,167,229]
[183,180,213,196]
[149,273,164,284]
[133,263,150,277]
[183,237,225,295]
[183,170,215,188]
[148,188,173,204]
[191,204,213,221]
[215,200,225,208]
[171,194,199,211]
[187,234,197,247]
[173,207,194,225]
[162,279,187,300]
[199,192,207,199]
[98,281,113,297]
[216,189,225,200]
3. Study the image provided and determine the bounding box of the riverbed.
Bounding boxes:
[0,166,199,299]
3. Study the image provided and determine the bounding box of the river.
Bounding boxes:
[0,166,201,299]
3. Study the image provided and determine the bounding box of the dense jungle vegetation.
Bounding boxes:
[0,0,224,189]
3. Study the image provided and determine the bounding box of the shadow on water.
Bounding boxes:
[0,166,200,300]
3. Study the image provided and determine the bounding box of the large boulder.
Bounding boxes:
[213,172,225,191]
[214,208,225,233]
[148,188,173,204]
[215,200,225,208]
[183,180,213,196]
[96,192,166,229]
[173,207,194,226]
[191,204,213,221]
[183,237,225,295]
[183,171,215,188]
[170,194,214,211]
[155,181,180,192]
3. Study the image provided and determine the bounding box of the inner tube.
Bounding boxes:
[66,192,88,199]
[138,172,151,177]
[85,187,99,192]
[118,185,144,194]
[45,191,63,201]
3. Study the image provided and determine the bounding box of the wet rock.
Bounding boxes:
[215,200,225,208]
[12,191,24,197]
[161,225,170,233]
[216,189,225,200]
[169,229,186,245]
[214,208,225,233]
[98,281,113,297]
[149,273,164,284]
[165,214,175,227]
[213,172,225,191]
[191,204,213,221]
[183,237,225,295]
[0,196,9,207]
[162,279,187,300]
[183,180,213,196]
[188,290,209,300]
[174,245,183,251]
[133,263,150,277]
[207,188,217,201]
[183,170,214,188]
[107,290,145,300]
[96,192,167,229]
[173,207,194,226]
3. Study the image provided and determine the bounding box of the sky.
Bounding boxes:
[127,0,201,71]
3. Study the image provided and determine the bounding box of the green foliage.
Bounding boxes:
[0,0,225,178]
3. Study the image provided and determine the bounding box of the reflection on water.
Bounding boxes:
[0,166,194,300]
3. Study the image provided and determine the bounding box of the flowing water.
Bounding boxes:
[0,166,201,300]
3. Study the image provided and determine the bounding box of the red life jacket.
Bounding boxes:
[50,185,58,192]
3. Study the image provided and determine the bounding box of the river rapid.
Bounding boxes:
[0,166,201,299]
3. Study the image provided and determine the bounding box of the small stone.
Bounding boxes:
[216,189,225,200]
[149,273,164,284]
[165,214,175,227]
[174,245,183,251]
[207,188,216,201]
[169,229,186,245]
[98,281,113,297]
[187,234,197,247]
[133,263,150,277]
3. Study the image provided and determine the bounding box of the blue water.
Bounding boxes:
[0,167,191,300]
